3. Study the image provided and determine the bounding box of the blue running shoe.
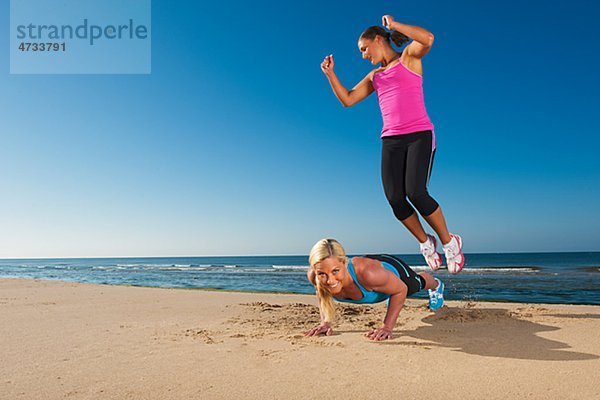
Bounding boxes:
[428,278,445,311]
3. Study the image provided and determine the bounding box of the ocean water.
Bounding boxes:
[0,252,598,305]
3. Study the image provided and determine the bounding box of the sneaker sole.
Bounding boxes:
[448,234,465,274]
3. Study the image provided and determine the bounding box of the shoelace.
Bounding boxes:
[424,252,438,261]
[429,294,441,307]
[421,242,436,257]
[445,245,458,260]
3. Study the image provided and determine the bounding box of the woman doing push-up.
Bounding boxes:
[305,238,444,341]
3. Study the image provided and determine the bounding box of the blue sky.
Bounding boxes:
[1,1,599,257]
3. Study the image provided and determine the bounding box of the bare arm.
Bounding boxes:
[320,55,375,107]
[352,257,408,340]
[383,15,434,59]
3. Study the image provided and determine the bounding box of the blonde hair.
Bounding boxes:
[308,238,348,323]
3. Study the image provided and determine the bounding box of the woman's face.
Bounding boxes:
[358,37,383,65]
[315,256,347,295]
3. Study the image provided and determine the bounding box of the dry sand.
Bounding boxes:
[1,278,599,399]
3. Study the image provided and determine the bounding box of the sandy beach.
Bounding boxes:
[1,278,598,399]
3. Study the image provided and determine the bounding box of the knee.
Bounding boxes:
[388,198,414,221]
[407,190,438,216]
[406,187,427,204]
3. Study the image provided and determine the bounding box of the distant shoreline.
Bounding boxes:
[1,276,598,306]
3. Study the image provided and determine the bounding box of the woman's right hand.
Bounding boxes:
[304,322,333,337]
[382,15,395,30]
[320,54,335,76]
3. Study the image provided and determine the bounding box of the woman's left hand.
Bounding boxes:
[382,15,395,30]
[366,326,393,341]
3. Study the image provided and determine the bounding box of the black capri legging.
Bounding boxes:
[381,130,439,221]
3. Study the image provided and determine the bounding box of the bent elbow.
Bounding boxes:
[341,90,356,107]
[342,96,356,107]
[426,33,435,48]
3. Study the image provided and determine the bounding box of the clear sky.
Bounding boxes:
[1,1,599,257]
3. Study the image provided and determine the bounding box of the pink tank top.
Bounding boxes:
[372,60,435,143]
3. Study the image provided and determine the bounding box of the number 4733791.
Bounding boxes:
[18,42,66,51]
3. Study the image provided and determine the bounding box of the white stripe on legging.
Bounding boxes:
[426,148,435,188]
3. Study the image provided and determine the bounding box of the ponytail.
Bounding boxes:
[360,26,409,48]
[389,30,409,48]
[315,276,336,323]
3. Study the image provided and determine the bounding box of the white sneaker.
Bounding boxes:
[443,234,465,274]
[420,234,442,271]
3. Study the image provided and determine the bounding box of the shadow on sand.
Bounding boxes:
[378,306,599,361]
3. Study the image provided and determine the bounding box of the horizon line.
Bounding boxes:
[1,249,599,260]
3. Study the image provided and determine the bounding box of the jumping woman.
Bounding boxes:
[305,238,445,341]
[320,15,465,273]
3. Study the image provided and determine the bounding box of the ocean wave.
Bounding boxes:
[296,264,540,274]
[466,266,539,273]
[35,265,71,270]
[94,264,213,271]
[414,266,539,273]
[580,267,600,273]
[11,263,541,275]
[400,265,539,273]
[116,263,194,268]
[272,265,310,271]
[158,266,210,271]
[235,267,309,274]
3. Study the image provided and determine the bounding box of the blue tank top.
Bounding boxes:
[333,259,401,304]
